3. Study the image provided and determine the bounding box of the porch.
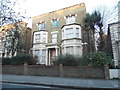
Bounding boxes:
[46,45,60,65]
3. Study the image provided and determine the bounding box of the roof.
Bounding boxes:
[32,3,85,20]
[0,21,26,32]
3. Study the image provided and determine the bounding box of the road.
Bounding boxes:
[2,83,78,90]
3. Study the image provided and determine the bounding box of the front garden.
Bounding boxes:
[2,51,114,67]
[2,53,37,65]
[2,51,114,79]
[54,51,113,67]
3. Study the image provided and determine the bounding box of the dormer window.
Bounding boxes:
[38,22,45,30]
[65,14,76,24]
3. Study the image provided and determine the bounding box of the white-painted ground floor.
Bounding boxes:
[32,44,60,65]
[32,41,83,65]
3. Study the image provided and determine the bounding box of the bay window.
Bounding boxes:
[34,31,48,43]
[62,24,81,40]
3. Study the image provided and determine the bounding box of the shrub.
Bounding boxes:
[54,52,113,67]
[78,54,88,66]
[82,51,113,67]
[2,58,11,65]
[10,53,37,65]
[54,54,79,66]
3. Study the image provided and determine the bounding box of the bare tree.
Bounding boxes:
[0,0,31,57]
[84,1,119,54]
[0,0,28,27]
[95,3,119,52]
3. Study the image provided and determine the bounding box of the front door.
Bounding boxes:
[50,48,55,65]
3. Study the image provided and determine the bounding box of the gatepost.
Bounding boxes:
[59,64,64,77]
[24,63,28,75]
[104,64,110,79]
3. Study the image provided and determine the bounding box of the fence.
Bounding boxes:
[2,64,109,79]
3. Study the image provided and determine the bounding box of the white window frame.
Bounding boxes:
[42,33,47,43]
[35,34,41,43]
[66,15,76,24]
[38,22,45,30]
[41,49,46,64]
[66,28,74,39]
[76,28,80,38]
[51,31,58,43]
[34,31,48,43]
[62,25,81,40]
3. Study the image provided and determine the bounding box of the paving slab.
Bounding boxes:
[1,74,119,89]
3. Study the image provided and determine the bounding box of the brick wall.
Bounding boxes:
[3,65,24,75]
[2,65,105,79]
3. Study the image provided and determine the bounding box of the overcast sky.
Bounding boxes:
[22,0,119,28]
[25,0,119,17]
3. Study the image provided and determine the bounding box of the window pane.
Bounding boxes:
[66,15,76,24]
[52,33,57,43]
[117,27,120,37]
[76,28,79,38]
[38,23,45,30]
[34,50,40,56]
[34,50,40,63]
[41,49,46,64]
[52,20,58,28]
[71,16,76,23]
[35,34,40,43]
[42,37,46,43]
[66,28,73,39]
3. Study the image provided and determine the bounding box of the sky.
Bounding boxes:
[25,0,119,17]
[23,0,119,28]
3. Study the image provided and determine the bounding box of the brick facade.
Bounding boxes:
[32,3,86,65]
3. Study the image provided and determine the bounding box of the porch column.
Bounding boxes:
[55,47,58,56]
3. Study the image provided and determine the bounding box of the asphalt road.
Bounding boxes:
[2,83,78,90]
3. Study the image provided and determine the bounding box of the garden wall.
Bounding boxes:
[2,65,105,79]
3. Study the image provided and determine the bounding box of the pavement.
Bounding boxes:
[1,74,120,89]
